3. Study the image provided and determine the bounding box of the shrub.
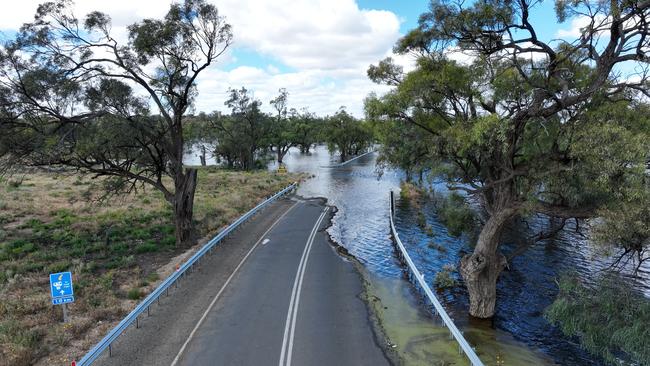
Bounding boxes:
[434,193,476,237]
[46,261,70,274]
[135,241,158,254]
[434,264,457,289]
[127,288,143,300]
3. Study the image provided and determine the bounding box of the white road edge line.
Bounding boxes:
[287,207,328,366]
[169,201,299,366]
[279,207,329,366]
[278,210,324,366]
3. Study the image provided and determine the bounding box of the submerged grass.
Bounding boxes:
[0,167,300,366]
[364,274,556,366]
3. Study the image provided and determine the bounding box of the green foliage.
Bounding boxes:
[434,193,476,237]
[127,288,143,300]
[322,107,373,162]
[0,319,43,349]
[211,87,271,170]
[434,264,457,289]
[135,241,159,254]
[546,274,650,365]
[366,2,650,312]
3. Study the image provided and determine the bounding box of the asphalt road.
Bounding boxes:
[92,197,390,366]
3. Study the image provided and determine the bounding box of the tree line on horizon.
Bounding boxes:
[0,0,373,250]
[183,87,374,170]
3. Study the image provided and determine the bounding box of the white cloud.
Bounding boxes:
[0,0,403,117]
[556,14,609,39]
[195,66,394,117]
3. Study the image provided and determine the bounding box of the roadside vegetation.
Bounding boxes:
[369,0,650,361]
[0,168,299,366]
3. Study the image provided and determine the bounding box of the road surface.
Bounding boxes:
[92,197,391,366]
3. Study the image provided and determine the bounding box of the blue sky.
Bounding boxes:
[0,1,600,117]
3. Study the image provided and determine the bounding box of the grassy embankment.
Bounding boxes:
[0,167,300,366]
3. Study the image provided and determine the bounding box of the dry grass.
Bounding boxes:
[0,167,301,366]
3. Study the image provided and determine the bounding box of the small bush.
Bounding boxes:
[8,179,23,188]
[127,288,143,300]
[145,272,159,283]
[46,261,70,274]
[434,264,457,289]
[416,212,427,228]
[161,235,176,247]
[135,241,158,254]
[434,193,476,237]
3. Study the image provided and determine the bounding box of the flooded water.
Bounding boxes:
[187,144,647,365]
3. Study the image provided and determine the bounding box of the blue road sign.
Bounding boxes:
[49,272,75,305]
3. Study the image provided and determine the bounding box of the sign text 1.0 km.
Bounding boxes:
[49,271,75,305]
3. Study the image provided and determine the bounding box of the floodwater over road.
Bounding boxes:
[269,145,612,366]
[187,144,648,365]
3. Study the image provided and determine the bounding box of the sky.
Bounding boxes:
[0,0,585,117]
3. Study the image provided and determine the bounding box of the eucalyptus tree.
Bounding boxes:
[323,108,373,162]
[213,87,270,170]
[268,88,296,164]
[292,108,320,154]
[0,0,233,246]
[367,0,650,317]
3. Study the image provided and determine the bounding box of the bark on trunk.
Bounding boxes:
[174,168,198,247]
[459,208,514,318]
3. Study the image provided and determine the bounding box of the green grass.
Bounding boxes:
[0,167,301,366]
[127,288,143,300]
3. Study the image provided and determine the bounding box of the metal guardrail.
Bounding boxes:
[388,191,484,366]
[320,150,375,168]
[77,182,298,366]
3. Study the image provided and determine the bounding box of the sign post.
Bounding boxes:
[49,271,75,322]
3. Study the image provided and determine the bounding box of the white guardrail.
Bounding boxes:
[320,150,375,168]
[76,182,298,366]
[389,191,484,366]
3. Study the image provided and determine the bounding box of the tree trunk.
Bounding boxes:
[199,145,207,166]
[459,208,514,318]
[174,168,198,247]
[277,147,283,164]
[340,147,347,162]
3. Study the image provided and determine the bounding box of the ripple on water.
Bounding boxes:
[270,145,647,366]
